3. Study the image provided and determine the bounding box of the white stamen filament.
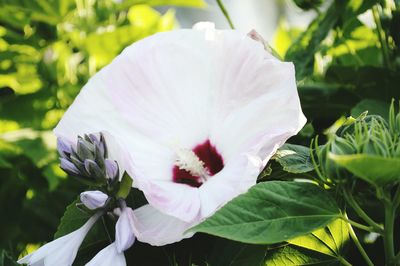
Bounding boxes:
[175,148,209,182]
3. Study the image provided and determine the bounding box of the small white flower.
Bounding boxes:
[85,242,126,266]
[80,190,108,210]
[115,206,136,252]
[18,212,101,266]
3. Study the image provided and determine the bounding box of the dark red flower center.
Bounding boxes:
[172,139,224,187]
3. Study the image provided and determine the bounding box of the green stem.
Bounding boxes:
[383,200,396,265]
[342,216,377,232]
[343,189,384,234]
[347,222,375,266]
[338,256,353,266]
[393,184,400,209]
[372,5,392,69]
[215,0,235,29]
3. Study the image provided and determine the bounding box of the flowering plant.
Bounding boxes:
[1,0,400,265]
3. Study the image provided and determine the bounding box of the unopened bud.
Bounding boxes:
[105,159,119,180]
[80,190,108,210]
[60,158,80,175]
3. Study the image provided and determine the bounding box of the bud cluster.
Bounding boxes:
[312,100,400,185]
[57,133,119,186]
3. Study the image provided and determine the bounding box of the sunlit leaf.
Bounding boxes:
[329,153,400,186]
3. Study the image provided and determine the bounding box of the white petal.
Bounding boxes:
[115,207,136,252]
[136,178,200,222]
[131,204,194,246]
[211,61,306,162]
[85,243,126,266]
[18,213,101,266]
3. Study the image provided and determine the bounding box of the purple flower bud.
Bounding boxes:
[57,137,73,158]
[60,158,80,175]
[105,159,118,180]
[115,206,136,252]
[84,159,104,180]
[80,190,108,210]
[77,138,95,160]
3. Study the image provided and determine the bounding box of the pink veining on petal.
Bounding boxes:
[173,139,224,187]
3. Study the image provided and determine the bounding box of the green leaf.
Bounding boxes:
[116,172,133,199]
[0,249,18,266]
[264,245,340,266]
[289,218,349,258]
[329,153,400,186]
[274,144,314,173]
[264,218,349,266]
[190,181,340,244]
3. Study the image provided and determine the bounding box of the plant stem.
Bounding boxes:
[347,222,375,266]
[342,216,376,232]
[383,199,396,265]
[343,188,384,234]
[215,0,235,29]
[393,184,400,209]
[372,5,392,69]
[338,256,353,266]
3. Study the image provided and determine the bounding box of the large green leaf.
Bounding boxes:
[289,218,349,258]
[264,245,339,266]
[264,219,349,266]
[329,153,400,186]
[274,144,314,174]
[190,181,340,244]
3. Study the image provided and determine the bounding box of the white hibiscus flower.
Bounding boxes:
[54,22,306,246]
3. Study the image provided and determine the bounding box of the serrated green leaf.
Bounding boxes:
[329,153,400,186]
[264,245,340,266]
[190,181,340,244]
[289,218,349,257]
[274,144,314,174]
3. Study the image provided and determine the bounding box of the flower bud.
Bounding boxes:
[84,159,103,179]
[57,137,73,158]
[60,158,80,175]
[80,190,108,210]
[105,159,119,180]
